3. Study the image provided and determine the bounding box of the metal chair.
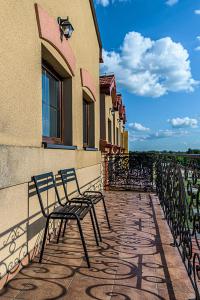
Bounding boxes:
[58,168,111,242]
[33,172,100,268]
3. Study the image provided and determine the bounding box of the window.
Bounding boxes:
[83,99,95,148]
[116,127,119,145]
[113,114,115,144]
[108,119,112,144]
[42,65,62,143]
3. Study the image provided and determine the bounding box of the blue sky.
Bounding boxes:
[95,0,200,151]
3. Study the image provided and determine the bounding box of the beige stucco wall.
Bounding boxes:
[0,0,102,286]
[103,95,123,146]
[123,131,129,152]
[0,163,102,283]
[0,0,100,148]
[0,0,101,187]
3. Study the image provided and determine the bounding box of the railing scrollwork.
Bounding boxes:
[156,156,200,299]
[104,152,200,298]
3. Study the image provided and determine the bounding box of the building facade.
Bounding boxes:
[100,75,128,154]
[0,0,105,287]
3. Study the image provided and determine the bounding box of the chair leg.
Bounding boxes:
[102,197,111,229]
[92,205,102,242]
[57,219,63,244]
[62,219,68,237]
[39,217,50,263]
[77,219,90,268]
[89,210,99,246]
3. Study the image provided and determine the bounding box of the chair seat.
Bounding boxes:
[55,204,90,220]
[82,192,103,204]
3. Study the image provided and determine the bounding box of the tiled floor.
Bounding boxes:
[0,192,195,300]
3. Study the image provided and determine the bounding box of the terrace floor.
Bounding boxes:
[0,191,195,300]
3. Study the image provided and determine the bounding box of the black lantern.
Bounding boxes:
[109,108,115,116]
[57,17,74,40]
[117,118,121,125]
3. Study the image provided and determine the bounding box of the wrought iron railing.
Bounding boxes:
[104,152,200,298]
[156,155,200,299]
[104,152,155,191]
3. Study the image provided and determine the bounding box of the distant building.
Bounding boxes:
[99,75,128,154]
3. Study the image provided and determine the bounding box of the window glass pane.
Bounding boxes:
[83,99,95,147]
[42,66,61,139]
[113,114,115,144]
[83,100,88,145]
[116,128,119,145]
[108,119,112,143]
[49,74,59,109]
[42,70,46,105]
[50,107,58,137]
[42,103,50,137]
[89,102,95,148]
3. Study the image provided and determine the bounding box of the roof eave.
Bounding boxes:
[89,0,103,63]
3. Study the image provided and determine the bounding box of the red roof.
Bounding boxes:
[100,75,117,96]
[100,76,127,124]
[100,75,115,87]
[116,94,122,105]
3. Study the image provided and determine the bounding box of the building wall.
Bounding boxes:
[123,131,129,153]
[102,94,122,146]
[0,0,102,286]
[100,94,106,141]
[0,0,100,148]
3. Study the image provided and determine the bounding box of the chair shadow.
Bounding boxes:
[0,191,186,300]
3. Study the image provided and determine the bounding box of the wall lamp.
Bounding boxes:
[109,108,115,116]
[57,17,74,40]
[117,118,122,125]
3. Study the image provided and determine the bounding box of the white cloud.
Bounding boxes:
[166,0,179,6]
[129,122,150,132]
[102,32,198,98]
[129,129,188,142]
[96,0,109,6]
[96,0,128,6]
[168,117,198,128]
[194,37,200,51]
[194,10,200,15]
[147,129,188,139]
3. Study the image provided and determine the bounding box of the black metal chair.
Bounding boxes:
[58,168,111,242]
[33,172,100,268]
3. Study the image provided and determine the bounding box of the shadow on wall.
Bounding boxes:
[0,174,103,288]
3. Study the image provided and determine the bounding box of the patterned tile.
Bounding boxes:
[0,191,195,300]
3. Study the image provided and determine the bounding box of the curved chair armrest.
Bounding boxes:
[70,198,91,206]
[83,190,103,196]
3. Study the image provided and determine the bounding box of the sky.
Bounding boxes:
[95,0,200,151]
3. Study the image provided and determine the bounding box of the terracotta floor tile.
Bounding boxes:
[111,284,161,300]
[1,191,196,300]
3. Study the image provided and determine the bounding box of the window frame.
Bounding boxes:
[116,127,119,145]
[83,98,95,148]
[42,63,64,145]
[83,99,89,148]
[108,118,112,144]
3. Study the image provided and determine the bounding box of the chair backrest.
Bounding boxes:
[59,168,81,199]
[32,172,61,217]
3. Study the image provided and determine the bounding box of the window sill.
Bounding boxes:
[84,147,98,151]
[43,143,77,150]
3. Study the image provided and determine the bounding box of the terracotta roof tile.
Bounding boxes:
[100,75,115,87]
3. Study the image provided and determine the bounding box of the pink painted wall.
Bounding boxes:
[80,68,97,102]
[35,3,76,76]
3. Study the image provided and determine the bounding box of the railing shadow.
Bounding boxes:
[0,190,187,300]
